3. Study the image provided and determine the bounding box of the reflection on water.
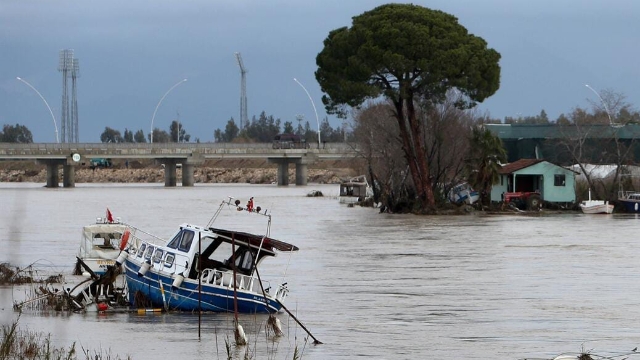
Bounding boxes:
[1,183,640,359]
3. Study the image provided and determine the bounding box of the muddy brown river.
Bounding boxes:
[1,183,639,359]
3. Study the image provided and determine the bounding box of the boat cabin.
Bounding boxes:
[340,182,368,198]
[133,224,298,283]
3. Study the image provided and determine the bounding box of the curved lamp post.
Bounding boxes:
[16,77,59,143]
[585,84,614,125]
[293,78,321,148]
[150,79,187,143]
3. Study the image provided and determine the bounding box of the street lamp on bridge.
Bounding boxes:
[16,77,59,143]
[150,79,187,143]
[293,78,321,148]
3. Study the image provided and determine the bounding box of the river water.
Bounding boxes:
[1,182,639,360]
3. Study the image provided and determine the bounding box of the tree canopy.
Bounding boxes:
[100,127,123,143]
[0,124,33,143]
[316,4,501,209]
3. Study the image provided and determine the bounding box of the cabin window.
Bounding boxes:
[554,174,566,186]
[178,231,194,252]
[167,232,181,249]
[238,250,254,271]
[137,243,147,258]
[153,249,164,264]
[208,241,234,266]
[93,233,116,249]
[168,230,196,252]
[164,253,175,268]
[144,246,155,261]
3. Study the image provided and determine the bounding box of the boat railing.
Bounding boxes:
[200,268,262,293]
[274,283,289,302]
[618,190,640,199]
[121,222,166,247]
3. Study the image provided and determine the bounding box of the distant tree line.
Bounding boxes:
[99,120,193,143]
[213,111,347,145]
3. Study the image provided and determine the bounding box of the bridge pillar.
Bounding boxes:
[295,162,307,186]
[277,160,289,186]
[182,164,195,186]
[164,162,177,187]
[46,162,60,188]
[62,165,75,188]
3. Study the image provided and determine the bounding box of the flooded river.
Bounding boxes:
[1,183,639,359]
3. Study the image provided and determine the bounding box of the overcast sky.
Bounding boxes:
[1,0,639,142]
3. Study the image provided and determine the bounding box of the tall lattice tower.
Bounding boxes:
[234,52,248,130]
[58,49,79,143]
[70,57,80,143]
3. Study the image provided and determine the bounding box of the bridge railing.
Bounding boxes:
[0,142,356,150]
[0,142,359,158]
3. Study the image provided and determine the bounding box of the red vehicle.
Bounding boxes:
[503,191,542,210]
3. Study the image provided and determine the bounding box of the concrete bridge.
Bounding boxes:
[0,142,358,187]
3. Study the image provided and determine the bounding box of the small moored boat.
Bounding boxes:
[120,197,298,313]
[579,189,613,214]
[618,191,640,213]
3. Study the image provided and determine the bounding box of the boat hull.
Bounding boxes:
[620,200,640,213]
[78,258,117,276]
[580,204,614,214]
[124,259,281,313]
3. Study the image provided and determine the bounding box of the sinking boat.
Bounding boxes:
[580,189,614,214]
[120,197,298,313]
[338,175,373,204]
[448,182,480,205]
[74,210,130,276]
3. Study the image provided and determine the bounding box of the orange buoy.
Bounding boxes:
[97,302,108,312]
[119,229,131,251]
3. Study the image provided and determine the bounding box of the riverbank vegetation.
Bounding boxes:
[1,315,131,360]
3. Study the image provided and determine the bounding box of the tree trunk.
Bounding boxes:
[406,97,435,208]
[392,96,435,211]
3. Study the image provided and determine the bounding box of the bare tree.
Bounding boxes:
[420,90,475,203]
[352,101,409,211]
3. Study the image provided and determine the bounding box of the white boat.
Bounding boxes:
[74,210,131,276]
[579,189,614,214]
[338,175,373,204]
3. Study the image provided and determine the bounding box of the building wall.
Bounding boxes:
[491,162,576,203]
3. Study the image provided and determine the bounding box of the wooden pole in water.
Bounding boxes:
[275,299,322,345]
[231,233,247,345]
[232,233,239,321]
[198,231,202,339]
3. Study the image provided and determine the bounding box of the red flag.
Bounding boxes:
[106,208,114,223]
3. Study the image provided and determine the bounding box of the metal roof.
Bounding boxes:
[498,159,545,174]
[485,124,640,139]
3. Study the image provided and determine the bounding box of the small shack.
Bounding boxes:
[490,159,576,205]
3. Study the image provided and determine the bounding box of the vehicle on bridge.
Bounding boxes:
[89,158,112,169]
[272,133,309,149]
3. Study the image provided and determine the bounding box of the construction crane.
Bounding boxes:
[235,52,248,130]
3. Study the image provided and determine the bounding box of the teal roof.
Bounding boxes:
[485,124,640,139]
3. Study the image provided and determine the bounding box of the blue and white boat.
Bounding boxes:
[448,183,480,205]
[119,198,298,313]
[619,191,640,213]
